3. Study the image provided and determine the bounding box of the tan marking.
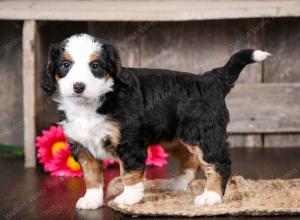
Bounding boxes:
[161,140,199,176]
[63,52,74,62]
[55,74,60,82]
[180,140,223,197]
[102,119,120,157]
[115,58,122,73]
[103,73,111,81]
[105,119,121,147]
[53,53,74,81]
[89,53,98,63]
[119,162,145,186]
[47,61,52,71]
[78,148,103,188]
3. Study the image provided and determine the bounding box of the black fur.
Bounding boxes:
[42,36,259,195]
[98,48,258,193]
[41,42,66,95]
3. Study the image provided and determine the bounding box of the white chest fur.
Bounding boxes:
[58,98,117,160]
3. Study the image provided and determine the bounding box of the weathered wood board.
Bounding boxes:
[0,21,23,146]
[263,18,300,83]
[0,1,299,21]
[88,22,141,67]
[228,134,263,148]
[264,134,300,148]
[23,20,36,167]
[262,18,300,146]
[35,21,300,146]
[227,84,300,133]
[139,20,263,83]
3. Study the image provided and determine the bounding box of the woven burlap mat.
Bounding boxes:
[106,176,300,217]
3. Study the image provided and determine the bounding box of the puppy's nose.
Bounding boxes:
[73,82,85,94]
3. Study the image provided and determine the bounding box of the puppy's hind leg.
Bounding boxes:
[160,141,199,191]
[184,141,231,207]
[176,98,231,206]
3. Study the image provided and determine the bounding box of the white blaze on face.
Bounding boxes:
[58,34,114,100]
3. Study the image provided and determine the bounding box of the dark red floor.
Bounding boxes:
[0,148,299,220]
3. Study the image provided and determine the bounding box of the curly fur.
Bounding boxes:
[41,33,270,206]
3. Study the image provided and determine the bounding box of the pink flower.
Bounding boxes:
[36,125,82,177]
[36,126,69,172]
[49,147,82,177]
[146,145,168,167]
[103,160,119,168]
[36,126,168,177]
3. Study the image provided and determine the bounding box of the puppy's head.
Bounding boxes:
[42,33,122,101]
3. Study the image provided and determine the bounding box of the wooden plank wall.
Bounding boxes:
[36,18,300,148]
[0,21,23,146]
[263,18,300,147]
[5,18,300,150]
[89,18,300,148]
[89,20,264,147]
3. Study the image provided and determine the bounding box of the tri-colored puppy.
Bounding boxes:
[42,33,270,209]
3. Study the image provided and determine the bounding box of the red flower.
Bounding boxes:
[50,147,82,177]
[146,145,168,167]
[36,126,168,177]
[36,126,82,176]
[103,160,119,168]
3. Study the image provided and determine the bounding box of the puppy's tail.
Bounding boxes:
[213,49,271,96]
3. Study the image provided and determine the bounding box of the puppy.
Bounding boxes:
[42,33,270,209]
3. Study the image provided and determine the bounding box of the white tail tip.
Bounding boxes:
[252,50,271,62]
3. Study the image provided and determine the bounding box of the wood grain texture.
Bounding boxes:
[139,20,263,83]
[22,20,36,167]
[227,83,300,133]
[264,134,300,148]
[262,18,300,146]
[88,22,141,67]
[0,21,23,146]
[27,20,300,150]
[229,134,263,148]
[263,18,300,83]
[0,1,299,21]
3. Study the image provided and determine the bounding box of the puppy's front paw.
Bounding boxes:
[114,182,144,206]
[76,188,103,209]
[194,190,222,207]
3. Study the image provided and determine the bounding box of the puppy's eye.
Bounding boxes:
[57,61,72,78]
[62,61,71,70]
[90,61,105,78]
[90,61,100,71]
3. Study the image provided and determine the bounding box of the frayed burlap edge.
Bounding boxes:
[106,176,300,217]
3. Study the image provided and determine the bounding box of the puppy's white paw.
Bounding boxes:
[76,188,103,209]
[114,182,144,206]
[160,169,194,191]
[194,190,222,207]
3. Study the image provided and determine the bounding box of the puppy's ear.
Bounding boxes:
[102,43,132,86]
[41,44,59,95]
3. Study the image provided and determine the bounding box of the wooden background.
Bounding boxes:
[1,18,300,148]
